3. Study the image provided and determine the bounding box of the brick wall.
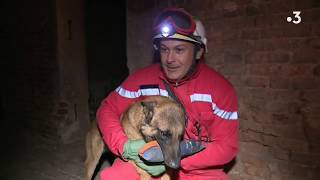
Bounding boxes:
[127,0,320,179]
[55,0,90,143]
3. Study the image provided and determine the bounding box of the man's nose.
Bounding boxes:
[166,50,175,63]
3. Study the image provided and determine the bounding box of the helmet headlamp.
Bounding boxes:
[160,23,173,37]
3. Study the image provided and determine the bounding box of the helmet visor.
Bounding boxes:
[153,8,196,36]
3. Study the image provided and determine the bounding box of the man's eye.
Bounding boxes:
[175,48,185,54]
[160,47,168,53]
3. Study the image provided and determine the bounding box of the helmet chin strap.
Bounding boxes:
[174,47,200,83]
[181,59,198,80]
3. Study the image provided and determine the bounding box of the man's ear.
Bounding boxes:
[196,48,204,59]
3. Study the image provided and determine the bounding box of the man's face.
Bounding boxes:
[159,39,195,81]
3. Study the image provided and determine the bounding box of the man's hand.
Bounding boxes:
[122,140,146,160]
[123,140,166,176]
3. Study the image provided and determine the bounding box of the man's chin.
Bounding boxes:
[166,74,180,81]
[167,76,180,82]
[164,70,183,81]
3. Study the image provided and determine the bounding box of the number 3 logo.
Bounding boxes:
[292,11,301,24]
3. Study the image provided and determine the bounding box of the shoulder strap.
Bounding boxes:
[162,79,188,126]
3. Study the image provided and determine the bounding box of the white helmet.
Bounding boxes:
[193,19,207,52]
[152,8,208,52]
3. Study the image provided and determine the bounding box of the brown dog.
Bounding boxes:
[84,120,104,180]
[84,95,186,180]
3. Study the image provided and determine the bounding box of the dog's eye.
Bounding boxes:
[160,130,171,138]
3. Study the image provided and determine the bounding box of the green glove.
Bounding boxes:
[123,140,166,176]
[123,139,146,160]
[134,158,166,176]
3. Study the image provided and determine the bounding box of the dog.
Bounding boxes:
[84,120,105,180]
[84,95,186,180]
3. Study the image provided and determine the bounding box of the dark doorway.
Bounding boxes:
[85,0,129,119]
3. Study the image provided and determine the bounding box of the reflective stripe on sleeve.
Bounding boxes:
[190,93,238,120]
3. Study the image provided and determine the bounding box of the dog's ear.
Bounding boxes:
[141,101,156,124]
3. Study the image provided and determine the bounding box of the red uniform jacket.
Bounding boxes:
[97,62,239,179]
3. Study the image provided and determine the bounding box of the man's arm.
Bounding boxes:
[96,90,134,157]
[181,88,239,171]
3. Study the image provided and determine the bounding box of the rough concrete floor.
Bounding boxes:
[0,119,108,180]
[1,137,84,180]
[0,125,112,180]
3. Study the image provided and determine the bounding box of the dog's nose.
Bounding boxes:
[167,160,180,169]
